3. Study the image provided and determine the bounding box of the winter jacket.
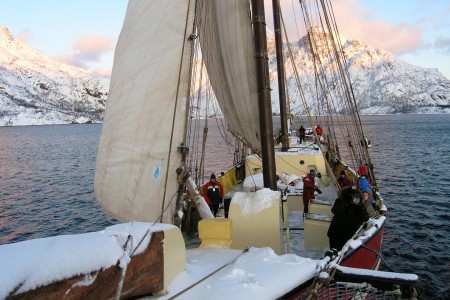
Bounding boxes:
[315,126,323,136]
[303,174,320,201]
[338,176,352,189]
[328,192,370,250]
[358,176,371,192]
[202,181,224,205]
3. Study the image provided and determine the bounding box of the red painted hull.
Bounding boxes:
[281,219,386,299]
[340,220,385,270]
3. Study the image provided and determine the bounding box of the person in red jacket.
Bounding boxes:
[315,124,323,137]
[302,169,322,215]
[337,170,353,189]
[201,173,224,217]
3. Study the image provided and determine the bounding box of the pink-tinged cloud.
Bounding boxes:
[52,54,77,67]
[16,29,32,43]
[265,0,424,55]
[73,35,114,54]
[330,0,423,54]
[92,68,112,76]
[69,35,116,69]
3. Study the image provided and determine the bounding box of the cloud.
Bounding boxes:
[72,35,115,55]
[265,0,425,55]
[52,35,116,70]
[327,0,424,54]
[435,37,450,54]
[52,54,78,67]
[72,35,115,68]
[16,29,32,43]
[92,68,112,76]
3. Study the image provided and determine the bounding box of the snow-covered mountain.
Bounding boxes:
[266,27,450,115]
[1,24,449,126]
[0,25,109,126]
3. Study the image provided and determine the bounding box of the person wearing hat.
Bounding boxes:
[302,169,322,216]
[337,170,352,189]
[201,173,224,217]
[327,186,370,250]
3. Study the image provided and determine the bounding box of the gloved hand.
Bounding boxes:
[316,188,322,194]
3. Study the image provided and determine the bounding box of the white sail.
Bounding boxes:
[197,0,262,152]
[95,0,195,223]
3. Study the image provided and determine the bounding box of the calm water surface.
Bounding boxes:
[0,115,449,299]
[0,124,116,242]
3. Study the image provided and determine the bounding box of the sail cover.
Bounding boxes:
[95,0,195,223]
[197,0,262,152]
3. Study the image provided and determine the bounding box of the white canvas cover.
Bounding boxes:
[95,0,195,223]
[197,0,262,152]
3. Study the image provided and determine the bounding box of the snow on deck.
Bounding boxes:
[144,247,322,300]
[0,222,174,298]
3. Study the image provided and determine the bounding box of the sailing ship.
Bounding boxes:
[1,0,421,299]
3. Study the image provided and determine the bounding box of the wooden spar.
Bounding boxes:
[251,0,277,190]
[272,0,289,151]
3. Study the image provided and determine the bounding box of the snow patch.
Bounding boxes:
[231,189,280,216]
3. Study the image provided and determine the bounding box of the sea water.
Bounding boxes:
[0,115,449,299]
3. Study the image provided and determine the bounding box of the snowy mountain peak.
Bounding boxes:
[0,25,14,42]
[266,26,450,115]
[1,23,449,126]
[307,25,329,37]
[0,25,109,126]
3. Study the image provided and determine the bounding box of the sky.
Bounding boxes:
[0,0,449,79]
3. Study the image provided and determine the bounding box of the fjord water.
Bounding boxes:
[0,115,449,299]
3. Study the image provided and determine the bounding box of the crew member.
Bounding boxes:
[327,187,370,250]
[337,170,353,189]
[315,124,323,137]
[302,169,322,215]
[201,173,224,217]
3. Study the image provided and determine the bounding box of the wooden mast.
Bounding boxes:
[250,0,277,190]
[272,0,289,151]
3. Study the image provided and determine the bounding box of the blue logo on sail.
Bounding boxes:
[153,165,161,181]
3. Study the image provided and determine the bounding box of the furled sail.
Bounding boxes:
[197,0,262,152]
[95,0,195,223]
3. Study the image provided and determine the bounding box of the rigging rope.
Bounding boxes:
[276,0,377,187]
[168,248,250,299]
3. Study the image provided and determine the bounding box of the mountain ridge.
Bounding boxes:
[1,25,449,126]
[266,27,450,115]
[0,25,109,126]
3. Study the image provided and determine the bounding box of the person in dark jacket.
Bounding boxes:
[201,173,224,217]
[298,125,306,144]
[327,187,370,250]
[302,169,322,215]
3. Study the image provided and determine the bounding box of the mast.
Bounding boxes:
[272,0,289,151]
[251,0,277,190]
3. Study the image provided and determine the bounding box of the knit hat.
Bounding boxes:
[210,173,216,179]
[358,165,368,176]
